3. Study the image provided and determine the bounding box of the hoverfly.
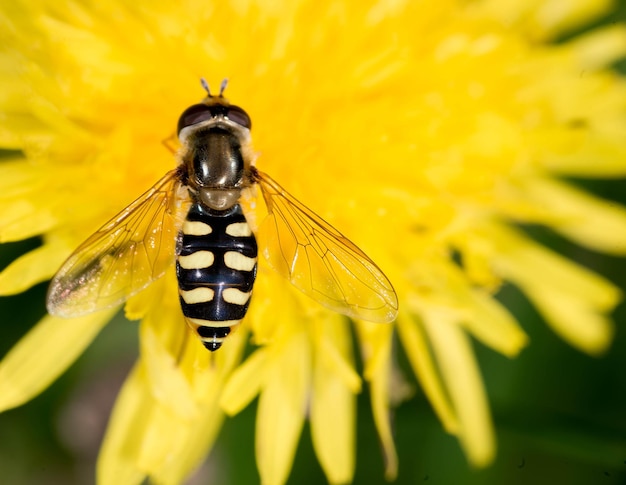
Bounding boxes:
[47,79,398,351]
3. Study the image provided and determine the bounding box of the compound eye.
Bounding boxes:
[226,105,251,129]
[177,104,213,134]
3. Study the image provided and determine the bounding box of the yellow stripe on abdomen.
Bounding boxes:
[223,251,256,271]
[183,220,213,236]
[179,287,215,304]
[178,251,215,269]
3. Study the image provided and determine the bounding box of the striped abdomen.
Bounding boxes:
[176,202,257,351]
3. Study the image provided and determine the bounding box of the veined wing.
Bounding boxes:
[47,169,188,317]
[252,168,398,323]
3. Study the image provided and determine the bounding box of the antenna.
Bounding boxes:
[219,78,229,96]
[200,78,211,96]
[200,78,228,97]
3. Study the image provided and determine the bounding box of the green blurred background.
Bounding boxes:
[1,6,626,485]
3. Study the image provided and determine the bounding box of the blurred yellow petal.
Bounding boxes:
[123,278,166,322]
[526,287,614,355]
[135,275,186,353]
[0,198,56,242]
[310,317,357,484]
[0,243,64,295]
[397,313,458,434]
[99,353,230,485]
[543,129,626,177]
[521,177,626,255]
[157,337,248,484]
[152,406,224,485]
[464,289,529,357]
[489,226,619,353]
[357,322,397,480]
[97,364,150,485]
[220,348,268,416]
[0,157,44,199]
[489,223,621,312]
[247,271,296,345]
[567,25,626,71]
[408,258,528,357]
[315,322,362,395]
[256,331,311,485]
[423,310,495,467]
[139,321,198,419]
[135,400,193,477]
[0,310,114,412]
[477,0,613,40]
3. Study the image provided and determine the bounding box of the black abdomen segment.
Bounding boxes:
[176,202,257,351]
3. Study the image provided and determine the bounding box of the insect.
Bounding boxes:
[47,79,398,351]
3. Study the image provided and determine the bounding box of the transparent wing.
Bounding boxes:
[252,168,398,323]
[47,169,188,317]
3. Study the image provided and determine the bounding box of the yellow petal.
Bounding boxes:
[489,223,621,311]
[477,0,613,41]
[567,25,626,71]
[136,274,187,354]
[522,177,626,255]
[97,364,149,485]
[123,270,174,322]
[488,224,620,354]
[256,331,311,485]
[101,282,238,485]
[543,129,626,177]
[0,157,44,199]
[310,318,357,484]
[368,335,398,480]
[423,310,495,467]
[100,329,246,485]
[139,321,199,419]
[316,329,362,394]
[0,198,57,242]
[99,362,206,485]
[220,348,268,416]
[396,313,458,434]
[151,404,225,485]
[0,309,114,412]
[155,329,248,484]
[356,321,397,480]
[407,258,528,357]
[150,331,247,485]
[247,271,297,345]
[0,243,65,295]
[136,402,193,475]
[464,289,528,357]
[526,286,614,355]
[310,363,356,485]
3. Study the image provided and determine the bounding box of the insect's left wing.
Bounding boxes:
[252,168,398,323]
[47,169,188,317]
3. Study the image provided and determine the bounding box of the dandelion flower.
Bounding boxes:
[1,1,626,484]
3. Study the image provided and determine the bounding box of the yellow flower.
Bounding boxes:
[1,0,625,484]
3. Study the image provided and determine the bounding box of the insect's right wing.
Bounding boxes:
[252,168,398,323]
[47,169,188,317]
